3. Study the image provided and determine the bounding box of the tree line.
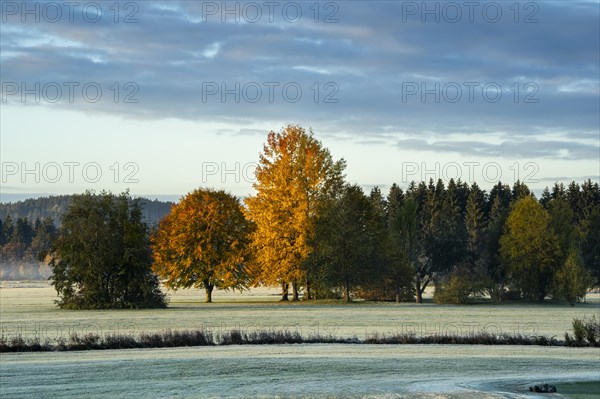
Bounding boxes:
[0,196,173,280]
[0,195,173,227]
[44,125,599,308]
[0,216,57,280]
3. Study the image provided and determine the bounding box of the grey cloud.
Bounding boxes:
[1,0,598,160]
[396,138,599,160]
[538,175,599,183]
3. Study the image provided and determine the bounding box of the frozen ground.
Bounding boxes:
[1,283,599,341]
[1,283,599,398]
[1,344,599,398]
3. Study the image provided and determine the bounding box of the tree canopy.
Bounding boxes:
[245,125,345,300]
[152,188,253,303]
[500,196,561,301]
[48,191,166,309]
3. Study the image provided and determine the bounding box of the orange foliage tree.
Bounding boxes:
[245,125,345,300]
[151,189,253,302]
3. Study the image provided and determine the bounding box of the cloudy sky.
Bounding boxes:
[1,0,599,202]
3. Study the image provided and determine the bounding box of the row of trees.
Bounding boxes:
[150,126,599,305]
[44,125,599,308]
[0,196,71,225]
[0,216,57,280]
[0,196,172,281]
[0,195,173,227]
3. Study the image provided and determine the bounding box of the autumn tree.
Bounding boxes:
[500,196,561,301]
[49,191,166,309]
[245,125,345,301]
[152,189,252,303]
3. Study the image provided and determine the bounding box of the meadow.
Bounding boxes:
[2,282,599,341]
[1,282,599,398]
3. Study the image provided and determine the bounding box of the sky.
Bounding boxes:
[1,0,599,202]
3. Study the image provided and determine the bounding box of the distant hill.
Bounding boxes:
[0,195,174,226]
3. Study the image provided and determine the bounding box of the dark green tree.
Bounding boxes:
[552,182,567,200]
[465,182,487,270]
[547,197,577,264]
[358,186,414,302]
[49,191,166,309]
[433,179,467,275]
[12,218,35,245]
[390,197,418,302]
[580,180,600,219]
[485,192,510,301]
[386,184,404,230]
[455,179,470,216]
[581,206,600,287]
[511,180,531,202]
[312,185,379,302]
[31,217,58,261]
[385,184,414,302]
[567,181,583,222]
[488,182,511,213]
[412,180,440,303]
[2,216,15,243]
[540,187,552,208]
[0,218,5,246]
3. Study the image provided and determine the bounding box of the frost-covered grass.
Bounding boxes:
[1,344,599,398]
[1,283,599,398]
[1,282,599,343]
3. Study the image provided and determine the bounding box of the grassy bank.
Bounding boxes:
[2,328,599,352]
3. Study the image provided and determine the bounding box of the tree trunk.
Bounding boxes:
[281,282,289,301]
[205,282,214,303]
[305,279,312,300]
[395,276,400,303]
[292,281,299,301]
[415,275,429,304]
[344,273,351,302]
[498,282,504,302]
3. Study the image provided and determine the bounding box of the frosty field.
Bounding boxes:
[2,344,599,398]
[1,283,599,398]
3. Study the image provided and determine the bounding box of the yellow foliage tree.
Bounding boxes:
[151,189,253,302]
[500,196,561,301]
[245,125,345,300]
